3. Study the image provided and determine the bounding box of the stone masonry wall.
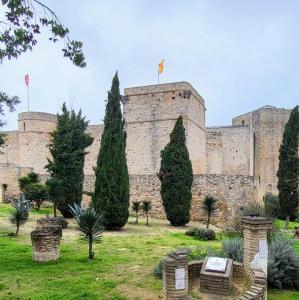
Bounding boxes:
[0,163,33,199]
[124,82,206,175]
[83,174,256,223]
[233,106,292,199]
[206,126,253,176]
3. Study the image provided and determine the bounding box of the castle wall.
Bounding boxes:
[233,106,291,199]
[82,174,256,223]
[84,125,104,175]
[124,82,206,175]
[0,163,33,199]
[0,131,20,166]
[206,126,253,176]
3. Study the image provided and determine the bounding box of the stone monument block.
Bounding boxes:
[162,250,188,299]
[200,257,233,295]
[31,225,62,262]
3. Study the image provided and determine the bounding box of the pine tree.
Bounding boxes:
[277,105,299,229]
[46,103,93,218]
[158,116,193,226]
[92,73,130,230]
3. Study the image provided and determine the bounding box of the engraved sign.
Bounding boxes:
[259,239,268,260]
[175,268,185,290]
[205,257,228,273]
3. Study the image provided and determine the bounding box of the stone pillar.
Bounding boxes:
[162,250,188,299]
[241,216,272,276]
[31,225,62,262]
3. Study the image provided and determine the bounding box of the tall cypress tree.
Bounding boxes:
[158,116,193,226]
[46,103,93,218]
[277,105,299,229]
[92,72,129,230]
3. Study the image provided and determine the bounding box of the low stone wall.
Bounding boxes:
[188,260,203,289]
[237,269,267,300]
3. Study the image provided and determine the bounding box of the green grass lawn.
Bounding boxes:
[0,203,298,299]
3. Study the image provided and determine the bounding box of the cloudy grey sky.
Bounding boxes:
[1,0,299,130]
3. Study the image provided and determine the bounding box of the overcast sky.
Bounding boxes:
[1,0,299,131]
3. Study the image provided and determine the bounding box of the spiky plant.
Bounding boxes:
[10,194,30,236]
[70,203,104,259]
[202,195,218,228]
[132,201,141,224]
[142,200,152,226]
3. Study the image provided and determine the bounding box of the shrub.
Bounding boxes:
[194,228,216,241]
[264,193,280,218]
[142,200,152,225]
[23,182,48,211]
[202,195,218,228]
[185,227,198,236]
[241,201,265,217]
[10,194,30,236]
[221,237,244,262]
[223,202,265,236]
[132,201,141,224]
[70,203,104,259]
[268,233,299,289]
[153,260,163,278]
[18,172,39,190]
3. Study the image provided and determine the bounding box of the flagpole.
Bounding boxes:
[27,85,29,112]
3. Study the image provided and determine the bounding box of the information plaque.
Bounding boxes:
[205,257,228,273]
[175,268,185,290]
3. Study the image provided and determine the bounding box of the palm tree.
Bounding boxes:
[132,201,141,224]
[202,196,218,228]
[70,203,103,259]
[142,200,152,226]
[10,194,30,236]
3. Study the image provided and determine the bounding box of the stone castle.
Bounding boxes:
[0,82,291,222]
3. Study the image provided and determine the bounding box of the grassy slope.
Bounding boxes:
[0,204,298,299]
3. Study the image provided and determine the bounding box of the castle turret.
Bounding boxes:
[124,82,206,175]
[18,112,57,174]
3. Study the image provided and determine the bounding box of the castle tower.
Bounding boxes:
[124,82,206,175]
[18,112,57,174]
[233,106,292,199]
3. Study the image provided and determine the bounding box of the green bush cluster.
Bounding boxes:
[221,237,243,262]
[268,233,299,289]
[185,227,216,241]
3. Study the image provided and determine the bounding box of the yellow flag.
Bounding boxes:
[158,59,165,75]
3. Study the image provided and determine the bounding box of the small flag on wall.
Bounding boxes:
[158,59,164,75]
[158,59,164,83]
[25,74,29,86]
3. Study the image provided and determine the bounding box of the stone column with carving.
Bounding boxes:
[31,225,62,262]
[162,250,188,299]
[241,216,272,276]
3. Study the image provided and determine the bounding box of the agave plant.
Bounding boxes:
[142,200,152,226]
[70,203,104,259]
[132,201,141,224]
[10,193,30,236]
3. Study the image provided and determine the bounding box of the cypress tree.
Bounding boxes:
[46,103,93,218]
[277,105,299,229]
[158,116,193,226]
[92,72,129,230]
